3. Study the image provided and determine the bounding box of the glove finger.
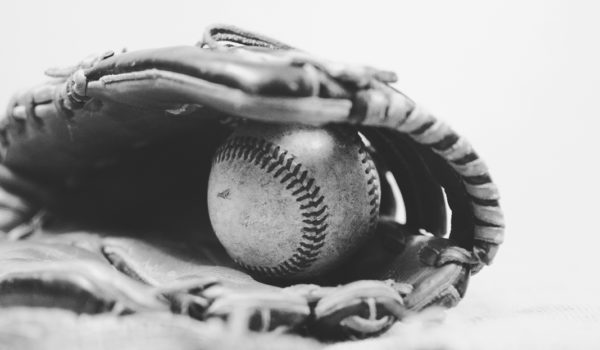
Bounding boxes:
[100,236,267,288]
[100,236,312,331]
[0,241,168,314]
[76,47,352,125]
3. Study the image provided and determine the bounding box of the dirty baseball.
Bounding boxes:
[207,123,381,280]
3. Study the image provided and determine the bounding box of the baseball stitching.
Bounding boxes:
[213,136,330,278]
[357,144,380,232]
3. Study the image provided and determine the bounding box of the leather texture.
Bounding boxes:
[0,24,504,344]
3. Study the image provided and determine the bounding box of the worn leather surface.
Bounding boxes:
[0,24,504,343]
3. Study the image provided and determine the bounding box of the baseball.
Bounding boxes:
[207,123,380,280]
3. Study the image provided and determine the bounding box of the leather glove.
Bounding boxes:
[0,24,504,344]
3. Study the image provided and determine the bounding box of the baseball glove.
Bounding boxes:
[0,24,504,346]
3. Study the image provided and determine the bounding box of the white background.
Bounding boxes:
[1,0,599,322]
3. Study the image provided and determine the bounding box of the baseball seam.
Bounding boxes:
[213,136,330,278]
[357,144,380,232]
